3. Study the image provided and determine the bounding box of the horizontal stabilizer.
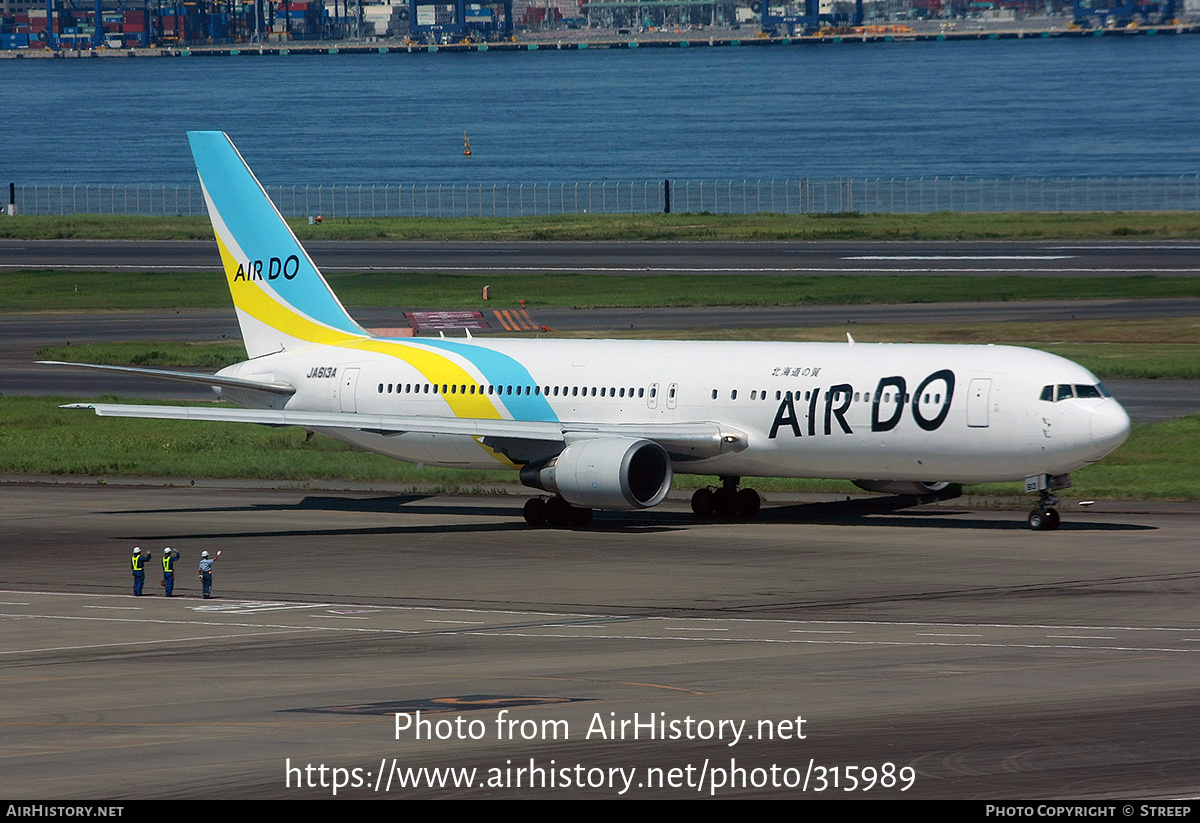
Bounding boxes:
[40,361,295,396]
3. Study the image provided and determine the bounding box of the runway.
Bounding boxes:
[1,481,1198,799]
[3,238,1200,275]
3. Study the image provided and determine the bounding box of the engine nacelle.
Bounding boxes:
[520,438,673,510]
[852,480,961,498]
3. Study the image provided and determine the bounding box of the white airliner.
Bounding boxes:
[49,131,1131,530]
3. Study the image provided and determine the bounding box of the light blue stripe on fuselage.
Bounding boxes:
[187,131,363,338]
[398,338,558,421]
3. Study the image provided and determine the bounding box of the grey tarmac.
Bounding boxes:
[0,481,1198,798]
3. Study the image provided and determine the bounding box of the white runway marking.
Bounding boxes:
[915,632,984,637]
[2,592,1198,659]
[843,255,1074,261]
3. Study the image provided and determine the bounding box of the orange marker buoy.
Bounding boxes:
[315,214,323,224]
[463,132,472,157]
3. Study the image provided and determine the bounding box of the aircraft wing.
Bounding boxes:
[39,361,296,396]
[62,403,747,460]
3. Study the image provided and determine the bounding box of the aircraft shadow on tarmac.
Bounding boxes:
[118,492,1152,536]
[585,495,1154,532]
[751,497,1156,531]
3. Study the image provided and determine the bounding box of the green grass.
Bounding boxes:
[965,415,1200,501]
[38,342,249,370]
[3,270,232,312]
[5,211,1200,241]
[2,397,1193,500]
[0,215,216,241]
[6,269,1200,313]
[1038,344,1200,380]
[0,396,514,488]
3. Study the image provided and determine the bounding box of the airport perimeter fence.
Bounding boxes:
[10,175,1200,217]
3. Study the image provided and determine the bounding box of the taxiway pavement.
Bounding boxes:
[1,482,1198,799]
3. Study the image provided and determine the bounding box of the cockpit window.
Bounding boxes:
[1041,383,1109,402]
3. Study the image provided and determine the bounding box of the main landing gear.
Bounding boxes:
[1028,493,1061,531]
[523,496,593,529]
[691,476,761,519]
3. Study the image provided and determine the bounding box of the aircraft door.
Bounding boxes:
[667,383,678,410]
[648,382,659,410]
[340,367,360,413]
[967,378,991,428]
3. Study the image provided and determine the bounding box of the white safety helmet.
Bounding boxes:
[201,551,209,558]
[132,546,141,553]
[163,547,172,554]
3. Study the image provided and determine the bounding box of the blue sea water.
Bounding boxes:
[2,35,1198,185]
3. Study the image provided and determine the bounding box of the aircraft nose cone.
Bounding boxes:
[1090,400,1131,454]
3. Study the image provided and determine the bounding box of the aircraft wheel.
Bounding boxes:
[571,506,593,527]
[1028,508,1060,531]
[523,497,546,527]
[737,488,761,518]
[691,488,715,517]
[546,497,574,529]
[713,486,739,518]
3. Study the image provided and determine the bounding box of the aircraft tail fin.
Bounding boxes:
[188,131,369,359]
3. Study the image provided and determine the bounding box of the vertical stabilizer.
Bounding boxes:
[188,131,369,359]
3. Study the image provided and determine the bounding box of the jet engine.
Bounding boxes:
[520,438,673,510]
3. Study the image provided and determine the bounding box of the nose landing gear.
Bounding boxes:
[1028,494,1061,531]
[1025,473,1070,531]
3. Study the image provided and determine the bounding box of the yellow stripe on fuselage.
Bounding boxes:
[472,436,521,470]
[213,234,503,421]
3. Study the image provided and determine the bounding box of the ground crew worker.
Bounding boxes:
[162,547,180,596]
[198,550,221,599]
[131,547,150,596]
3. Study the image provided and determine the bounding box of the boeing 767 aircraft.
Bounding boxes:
[48,131,1131,530]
